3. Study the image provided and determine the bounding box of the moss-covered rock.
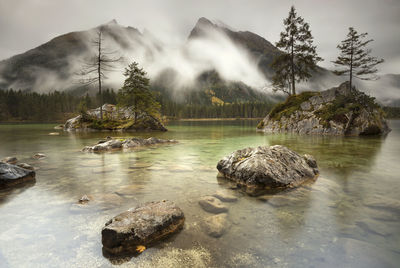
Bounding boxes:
[64,104,167,132]
[257,82,391,136]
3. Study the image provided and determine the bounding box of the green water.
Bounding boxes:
[0,120,399,268]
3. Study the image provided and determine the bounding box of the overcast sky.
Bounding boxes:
[0,0,399,73]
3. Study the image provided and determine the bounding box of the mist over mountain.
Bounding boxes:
[0,18,398,106]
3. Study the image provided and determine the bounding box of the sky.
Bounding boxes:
[0,0,399,74]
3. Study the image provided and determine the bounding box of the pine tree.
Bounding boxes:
[332,27,384,89]
[271,6,322,95]
[117,62,161,122]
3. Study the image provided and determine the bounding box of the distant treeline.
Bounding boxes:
[159,100,274,119]
[0,89,116,122]
[0,89,275,122]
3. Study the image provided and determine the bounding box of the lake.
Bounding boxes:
[0,120,399,267]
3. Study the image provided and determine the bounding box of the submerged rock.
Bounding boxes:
[33,153,46,159]
[64,104,167,132]
[101,200,184,255]
[257,82,391,136]
[0,162,36,188]
[217,145,319,194]
[198,196,228,214]
[202,213,230,238]
[82,137,177,152]
[213,190,238,202]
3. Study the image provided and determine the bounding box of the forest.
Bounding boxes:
[0,88,276,122]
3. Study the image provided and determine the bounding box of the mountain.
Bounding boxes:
[0,20,147,91]
[0,18,397,106]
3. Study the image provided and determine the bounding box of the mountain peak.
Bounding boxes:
[106,19,118,25]
[196,17,214,27]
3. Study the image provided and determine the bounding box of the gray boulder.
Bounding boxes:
[217,145,319,194]
[101,200,184,255]
[0,162,36,188]
[82,137,177,152]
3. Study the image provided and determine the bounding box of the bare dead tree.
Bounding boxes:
[77,30,122,119]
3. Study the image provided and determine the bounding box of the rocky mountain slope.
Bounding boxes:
[257,82,391,136]
[0,18,397,106]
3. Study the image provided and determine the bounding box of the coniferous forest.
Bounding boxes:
[0,88,276,122]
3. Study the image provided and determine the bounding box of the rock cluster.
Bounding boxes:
[82,137,177,152]
[64,104,167,132]
[198,189,238,238]
[101,200,184,255]
[257,82,391,136]
[217,145,319,194]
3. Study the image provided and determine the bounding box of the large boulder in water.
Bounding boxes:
[257,82,391,136]
[64,104,167,132]
[0,162,36,188]
[217,145,319,195]
[82,137,177,152]
[101,200,185,255]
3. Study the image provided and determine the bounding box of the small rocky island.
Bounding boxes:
[257,82,390,135]
[82,137,177,152]
[217,145,319,195]
[102,200,185,255]
[64,104,167,132]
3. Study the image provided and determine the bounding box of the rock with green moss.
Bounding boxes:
[64,104,167,132]
[257,82,391,136]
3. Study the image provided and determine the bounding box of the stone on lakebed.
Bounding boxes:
[101,200,184,255]
[217,145,319,195]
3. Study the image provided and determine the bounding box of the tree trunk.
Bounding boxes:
[349,39,353,90]
[291,37,296,95]
[98,32,103,120]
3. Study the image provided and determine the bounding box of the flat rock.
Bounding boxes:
[213,190,238,202]
[199,196,228,214]
[33,153,46,159]
[16,163,34,170]
[0,162,36,188]
[82,137,177,152]
[217,145,319,194]
[102,200,184,255]
[1,156,17,165]
[202,213,230,238]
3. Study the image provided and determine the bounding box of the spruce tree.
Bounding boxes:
[271,6,322,95]
[117,62,160,122]
[332,27,384,89]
